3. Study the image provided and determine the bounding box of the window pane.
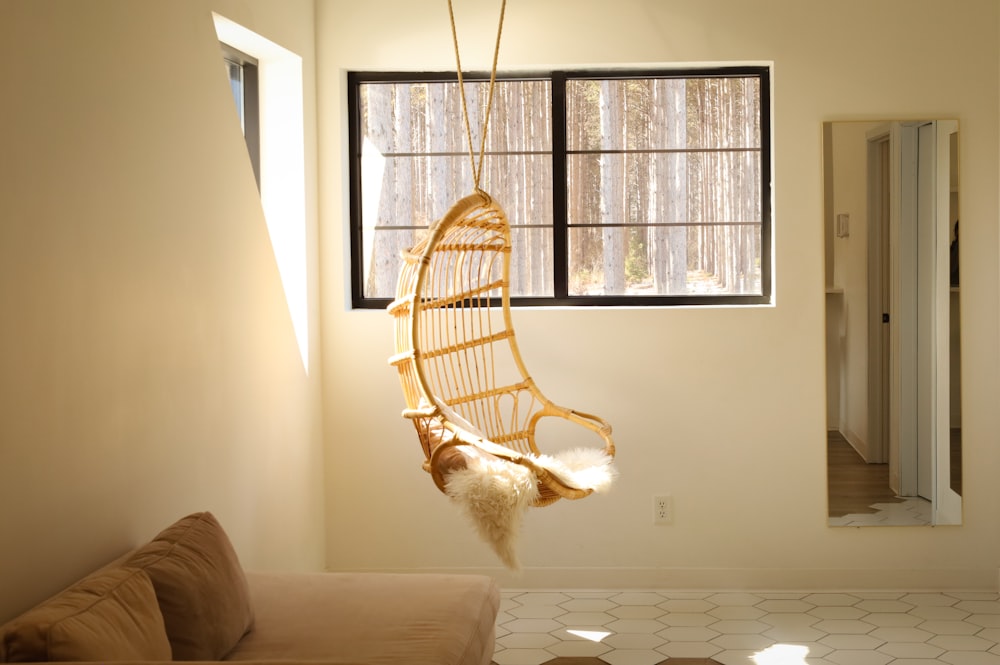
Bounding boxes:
[225,59,244,131]
[565,74,764,297]
[685,77,761,150]
[360,80,551,155]
[357,79,553,298]
[566,77,761,151]
[568,223,761,295]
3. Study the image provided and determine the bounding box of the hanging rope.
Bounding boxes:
[446,0,507,193]
[389,1,617,568]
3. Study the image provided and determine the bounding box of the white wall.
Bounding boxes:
[0,0,325,622]
[827,121,878,456]
[318,0,1000,589]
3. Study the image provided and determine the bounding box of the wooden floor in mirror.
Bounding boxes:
[827,430,962,520]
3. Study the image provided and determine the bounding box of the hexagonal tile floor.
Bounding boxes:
[491,589,1000,665]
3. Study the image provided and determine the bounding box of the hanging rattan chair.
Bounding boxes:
[387,190,616,508]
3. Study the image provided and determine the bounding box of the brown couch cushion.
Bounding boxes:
[231,571,500,665]
[125,511,253,660]
[0,567,171,662]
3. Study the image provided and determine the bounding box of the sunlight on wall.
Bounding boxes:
[213,13,309,371]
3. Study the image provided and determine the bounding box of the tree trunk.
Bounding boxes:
[532,81,552,295]
[650,78,687,294]
[600,80,625,294]
[430,83,451,220]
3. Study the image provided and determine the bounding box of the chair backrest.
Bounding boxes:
[389,192,546,464]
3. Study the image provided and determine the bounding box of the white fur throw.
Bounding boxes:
[534,447,618,494]
[445,448,616,570]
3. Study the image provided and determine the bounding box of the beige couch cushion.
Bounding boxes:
[126,511,253,660]
[230,571,499,665]
[0,566,171,662]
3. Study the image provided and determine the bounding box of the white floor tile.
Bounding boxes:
[762,624,827,642]
[603,633,666,649]
[605,618,667,634]
[600,650,668,665]
[710,605,767,620]
[659,598,717,613]
[757,599,816,613]
[855,599,915,613]
[496,632,560,649]
[657,625,721,641]
[609,592,667,606]
[493,588,1000,665]
[710,633,773,650]
[812,619,877,634]
[509,604,567,619]
[825,649,893,665]
[901,592,959,606]
[929,634,996,651]
[877,641,945,658]
[911,605,971,620]
[708,592,765,606]
[861,612,923,627]
[868,626,934,642]
[561,598,618,612]
[804,593,863,606]
[512,592,573,606]
[958,601,1000,615]
[819,635,885,650]
[809,607,868,620]
[655,641,722,658]
[940,652,1000,665]
[609,605,665,619]
[492,647,553,665]
[547,639,613,657]
[557,611,618,626]
[600,650,667,665]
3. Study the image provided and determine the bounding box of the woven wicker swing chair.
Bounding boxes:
[387,0,615,568]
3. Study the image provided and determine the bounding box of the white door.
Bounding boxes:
[897,119,956,511]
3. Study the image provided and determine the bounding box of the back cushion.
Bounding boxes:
[126,511,254,660]
[0,567,171,662]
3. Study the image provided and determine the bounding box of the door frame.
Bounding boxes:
[865,125,891,467]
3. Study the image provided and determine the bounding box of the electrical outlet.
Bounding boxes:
[653,495,673,525]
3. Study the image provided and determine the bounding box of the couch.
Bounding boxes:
[0,512,499,665]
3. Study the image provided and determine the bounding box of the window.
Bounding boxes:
[349,67,771,308]
[213,13,309,369]
[221,42,260,189]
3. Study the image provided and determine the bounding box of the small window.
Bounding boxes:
[348,67,771,308]
[221,43,260,189]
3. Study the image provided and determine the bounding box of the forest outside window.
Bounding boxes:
[348,67,771,308]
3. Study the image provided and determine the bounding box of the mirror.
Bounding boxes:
[824,120,961,526]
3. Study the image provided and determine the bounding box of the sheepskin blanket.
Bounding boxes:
[444,447,616,570]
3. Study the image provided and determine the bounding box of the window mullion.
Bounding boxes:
[550,71,568,299]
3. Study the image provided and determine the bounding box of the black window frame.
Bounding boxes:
[348,66,772,309]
